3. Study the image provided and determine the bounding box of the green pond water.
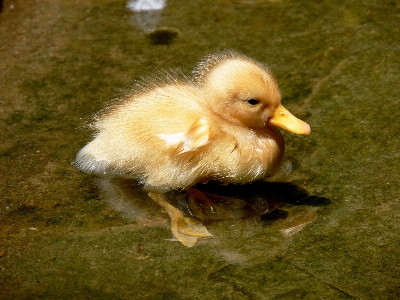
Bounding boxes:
[1,0,399,299]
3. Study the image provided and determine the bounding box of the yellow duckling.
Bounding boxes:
[75,50,311,247]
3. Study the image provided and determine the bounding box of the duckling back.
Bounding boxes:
[76,84,208,190]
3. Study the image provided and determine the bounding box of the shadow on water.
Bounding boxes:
[195,180,331,208]
[98,178,330,227]
[189,181,331,234]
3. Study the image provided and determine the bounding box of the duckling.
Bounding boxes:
[75,50,311,247]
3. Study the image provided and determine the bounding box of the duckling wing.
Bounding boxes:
[157,118,210,154]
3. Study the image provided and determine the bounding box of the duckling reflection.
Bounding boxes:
[75,50,311,247]
[98,178,285,224]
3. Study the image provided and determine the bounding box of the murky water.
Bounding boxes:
[1,0,399,298]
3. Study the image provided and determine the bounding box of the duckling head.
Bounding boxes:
[194,51,311,135]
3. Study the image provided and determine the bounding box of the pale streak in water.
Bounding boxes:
[126,0,166,32]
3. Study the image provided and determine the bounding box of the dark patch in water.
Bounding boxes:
[146,28,178,45]
[9,204,37,215]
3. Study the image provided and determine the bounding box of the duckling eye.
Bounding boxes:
[246,98,259,106]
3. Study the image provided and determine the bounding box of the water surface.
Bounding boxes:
[1,0,399,298]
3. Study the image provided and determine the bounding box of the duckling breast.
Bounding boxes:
[203,123,285,184]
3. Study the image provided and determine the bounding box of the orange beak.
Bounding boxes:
[268,105,311,135]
